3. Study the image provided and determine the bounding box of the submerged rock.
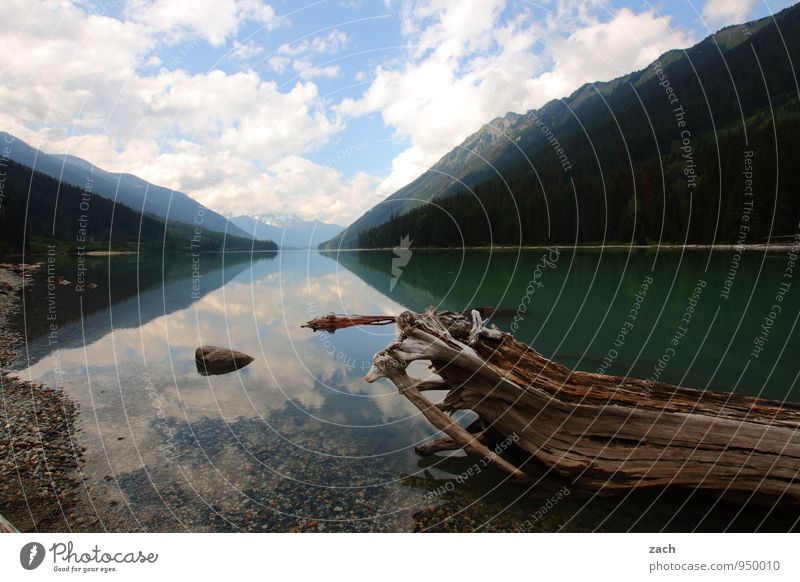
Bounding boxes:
[195,346,254,376]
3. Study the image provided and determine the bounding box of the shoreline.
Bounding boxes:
[320,242,799,252]
[2,249,278,258]
[84,250,137,256]
[0,263,97,532]
[6,242,798,257]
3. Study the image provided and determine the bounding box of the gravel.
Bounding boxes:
[0,261,96,532]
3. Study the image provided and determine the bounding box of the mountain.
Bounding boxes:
[230,213,343,249]
[0,132,252,239]
[323,5,800,249]
[0,158,278,254]
[15,252,267,369]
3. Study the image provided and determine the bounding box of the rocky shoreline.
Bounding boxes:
[0,262,96,532]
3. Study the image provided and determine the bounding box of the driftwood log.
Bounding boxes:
[343,308,800,501]
[300,308,510,333]
[302,313,396,332]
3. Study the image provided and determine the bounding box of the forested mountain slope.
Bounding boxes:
[324,5,800,248]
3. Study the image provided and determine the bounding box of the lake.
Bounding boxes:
[6,247,800,532]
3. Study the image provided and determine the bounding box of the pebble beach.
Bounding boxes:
[0,262,95,532]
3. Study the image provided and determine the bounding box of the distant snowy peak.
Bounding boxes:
[254,213,311,229]
[230,214,343,249]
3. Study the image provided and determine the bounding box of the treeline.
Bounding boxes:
[0,159,277,253]
[357,6,800,248]
[358,100,800,247]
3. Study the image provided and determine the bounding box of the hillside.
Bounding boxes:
[324,5,800,249]
[0,159,277,254]
[0,132,252,239]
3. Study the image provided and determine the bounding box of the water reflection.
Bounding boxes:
[12,252,258,368]
[9,249,800,532]
[330,248,800,401]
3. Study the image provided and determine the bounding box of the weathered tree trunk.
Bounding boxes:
[302,313,396,332]
[363,308,800,502]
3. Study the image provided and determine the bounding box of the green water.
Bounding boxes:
[8,248,800,532]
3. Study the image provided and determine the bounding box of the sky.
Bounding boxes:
[0,0,795,226]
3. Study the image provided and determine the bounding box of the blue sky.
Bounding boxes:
[0,0,795,225]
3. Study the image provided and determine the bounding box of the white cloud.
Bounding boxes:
[0,0,345,220]
[702,0,756,27]
[270,29,348,80]
[292,59,341,79]
[188,156,382,225]
[343,0,693,194]
[0,0,700,226]
[277,29,350,56]
[124,0,278,46]
[540,8,695,98]
[268,55,291,73]
[0,2,151,141]
[131,70,338,164]
[311,29,350,53]
[409,0,505,60]
[230,40,265,61]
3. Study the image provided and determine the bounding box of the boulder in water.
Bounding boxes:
[195,346,254,376]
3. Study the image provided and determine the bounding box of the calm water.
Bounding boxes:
[7,248,800,532]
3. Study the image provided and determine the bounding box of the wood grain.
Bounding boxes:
[364,308,800,502]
